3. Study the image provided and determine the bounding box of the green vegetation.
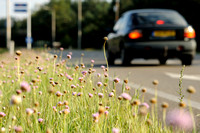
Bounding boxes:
[0,47,197,132]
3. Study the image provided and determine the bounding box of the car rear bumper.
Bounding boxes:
[124,40,197,59]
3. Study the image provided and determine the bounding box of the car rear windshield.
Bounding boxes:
[132,12,188,26]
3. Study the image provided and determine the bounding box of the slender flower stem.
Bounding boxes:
[103,40,108,72]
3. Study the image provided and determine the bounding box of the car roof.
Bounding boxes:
[123,9,179,15]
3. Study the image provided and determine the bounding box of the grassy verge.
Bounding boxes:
[0,47,197,132]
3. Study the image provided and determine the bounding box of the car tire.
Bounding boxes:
[121,49,131,66]
[181,55,193,66]
[108,51,115,65]
[159,58,167,65]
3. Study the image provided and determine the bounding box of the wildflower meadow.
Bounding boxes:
[0,39,198,132]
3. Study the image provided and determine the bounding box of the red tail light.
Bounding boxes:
[128,30,142,39]
[156,20,165,25]
[184,26,196,38]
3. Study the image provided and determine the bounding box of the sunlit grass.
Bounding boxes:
[0,46,196,132]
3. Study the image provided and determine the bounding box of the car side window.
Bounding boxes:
[113,16,124,32]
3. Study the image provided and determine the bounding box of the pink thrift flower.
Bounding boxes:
[91,59,95,63]
[72,92,77,96]
[140,102,150,109]
[109,92,114,97]
[88,93,93,98]
[81,71,87,75]
[112,128,120,133]
[98,93,104,98]
[104,110,109,116]
[60,47,64,51]
[67,54,71,59]
[26,108,34,115]
[20,81,31,92]
[71,85,76,89]
[92,112,99,119]
[38,118,44,123]
[38,91,42,95]
[166,109,193,131]
[97,73,101,77]
[101,65,105,69]
[121,93,132,101]
[97,82,103,87]
[0,112,6,117]
[77,92,83,96]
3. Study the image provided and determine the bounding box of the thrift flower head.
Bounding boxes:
[62,109,70,114]
[109,92,114,97]
[26,108,34,116]
[38,118,44,123]
[91,59,95,63]
[97,82,103,87]
[98,93,104,98]
[67,54,71,59]
[112,128,120,133]
[88,93,93,98]
[121,93,132,101]
[0,112,6,117]
[10,95,22,105]
[113,78,120,83]
[14,126,23,133]
[166,109,193,131]
[20,81,31,92]
[104,110,109,116]
[140,102,150,109]
[81,71,87,76]
[92,112,99,120]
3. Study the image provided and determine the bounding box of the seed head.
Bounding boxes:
[150,98,157,104]
[113,78,120,83]
[118,96,122,100]
[98,106,105,115]
[152,80,159,85]
[10,95,22,105]
[124,79,128,84]
[179,102,186,108]
[16,51,22,56]
[161,102,169,108]
[104,37,108,41]
[54,55,57,59]
[141,88,147,93]
[146,119,152,126]
[64,101,69,105]
[187,86,196,94]
[131,99,140,106]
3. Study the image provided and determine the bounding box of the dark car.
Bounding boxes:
[107,9,197,65]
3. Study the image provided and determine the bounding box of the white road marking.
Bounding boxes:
[128,82,200,110]
[109,77,200,110]
[165,72,200,81]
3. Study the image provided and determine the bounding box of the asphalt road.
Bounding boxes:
[52,49,200,123]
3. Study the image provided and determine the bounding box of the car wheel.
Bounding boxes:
[159,58,167,65]
[181,55,192,66]
[107,51,115,65]
[121,49,131,66]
